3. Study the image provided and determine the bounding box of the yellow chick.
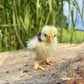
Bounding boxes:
[27,25,58,71]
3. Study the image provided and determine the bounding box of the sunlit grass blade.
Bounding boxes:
[13,14,25,49]
[20,16,28,35]
[0,36,3,52]
[13,1,25,49]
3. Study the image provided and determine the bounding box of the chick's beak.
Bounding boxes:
[48,36,53,42]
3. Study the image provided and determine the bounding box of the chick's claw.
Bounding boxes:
[39,65,45,71]
[34,65,45,71]
[34,61,45,71]
[43,59,52,65]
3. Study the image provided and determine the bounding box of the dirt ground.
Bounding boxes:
[0,43,84,84]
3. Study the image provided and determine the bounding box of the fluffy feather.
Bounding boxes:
[27,25,58,71]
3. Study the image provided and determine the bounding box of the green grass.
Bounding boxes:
[57,28,84,43]
[0,0,84,52]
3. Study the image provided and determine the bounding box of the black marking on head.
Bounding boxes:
[38,32,42,42]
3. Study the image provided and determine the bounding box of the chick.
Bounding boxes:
[27,25,58,71]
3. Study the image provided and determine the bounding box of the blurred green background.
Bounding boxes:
[0,0,84,52]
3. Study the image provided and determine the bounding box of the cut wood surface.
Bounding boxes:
[0,43,84,84]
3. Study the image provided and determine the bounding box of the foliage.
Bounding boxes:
[57,28,84,43]
[0,0,84,52]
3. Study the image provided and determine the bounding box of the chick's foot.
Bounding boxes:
[34,61,45,71]
[43,59,52,65]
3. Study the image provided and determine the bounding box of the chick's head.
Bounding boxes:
[40,25,57,42]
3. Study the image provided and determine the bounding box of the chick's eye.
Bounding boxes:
[44,34,47,37]
[54,34,56,37]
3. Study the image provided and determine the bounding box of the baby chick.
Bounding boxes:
[27,25,58,71]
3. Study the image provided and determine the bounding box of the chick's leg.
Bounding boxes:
[34,61,45,71]
[43,59,52,65]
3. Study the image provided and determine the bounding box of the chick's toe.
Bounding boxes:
[43,59,52,65]
[34,61,45,71]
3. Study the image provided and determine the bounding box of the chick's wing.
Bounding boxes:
[27,36,38,50]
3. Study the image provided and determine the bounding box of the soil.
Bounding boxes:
[0,43,84,84]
